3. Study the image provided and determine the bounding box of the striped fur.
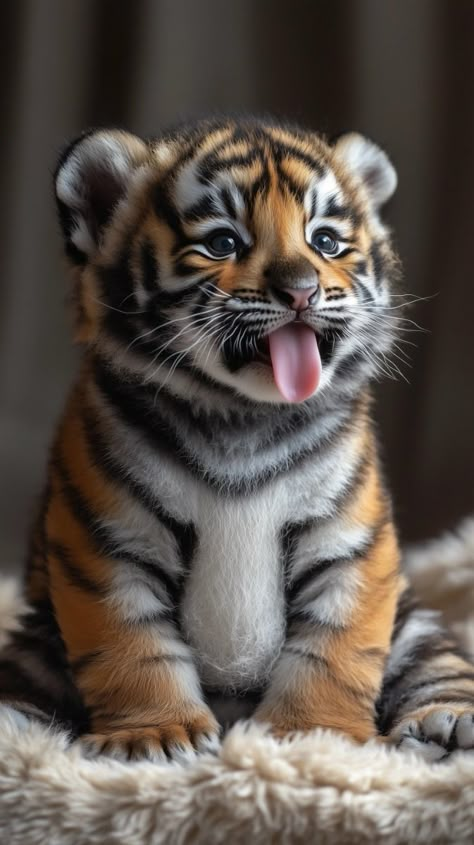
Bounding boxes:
[3,117,473,760]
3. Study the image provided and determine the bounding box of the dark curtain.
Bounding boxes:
[1,0,473,570]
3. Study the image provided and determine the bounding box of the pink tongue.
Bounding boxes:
[268,323,321,402]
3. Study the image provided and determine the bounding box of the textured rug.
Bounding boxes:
[0,519,473,845]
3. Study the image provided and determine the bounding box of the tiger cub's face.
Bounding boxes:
[55,118,397,403]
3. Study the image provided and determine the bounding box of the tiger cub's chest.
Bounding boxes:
[180,495,286,689]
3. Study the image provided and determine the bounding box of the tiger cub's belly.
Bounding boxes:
[180,501,286,689]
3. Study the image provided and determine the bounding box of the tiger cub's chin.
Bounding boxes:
[8,116,472,762]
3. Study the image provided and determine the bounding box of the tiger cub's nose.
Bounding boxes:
[273,285,319,312]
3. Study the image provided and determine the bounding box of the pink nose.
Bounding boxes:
[281,286,318,311]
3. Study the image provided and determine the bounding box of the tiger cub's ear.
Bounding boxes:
[334,133,397,208]
[54,129,148,263]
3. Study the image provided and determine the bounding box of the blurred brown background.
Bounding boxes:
[1,0,473,572]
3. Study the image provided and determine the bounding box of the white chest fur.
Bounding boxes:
[181,492,286,689]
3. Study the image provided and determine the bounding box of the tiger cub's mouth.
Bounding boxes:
[253,323,338,403]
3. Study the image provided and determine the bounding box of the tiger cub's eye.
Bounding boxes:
[311,229,340,255]
[205,229,240,257]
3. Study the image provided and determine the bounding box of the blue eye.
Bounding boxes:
[205,230,240,257]
[311,229,340,255]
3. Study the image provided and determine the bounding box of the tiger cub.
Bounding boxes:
[10,117,474,761]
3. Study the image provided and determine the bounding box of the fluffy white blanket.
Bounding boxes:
[0,519,473,845]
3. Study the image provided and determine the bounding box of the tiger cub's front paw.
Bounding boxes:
[389,705,474,761]
[80,709,220,763]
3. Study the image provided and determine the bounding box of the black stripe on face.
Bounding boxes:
[244,161,271,209]
[355,260,368,276]
[220,186,238,220]
[275,162,305,203]
[99,250,136,313]
[272,142,325,177]
[172,258,203,278]
[153,183,184,236]
[324,195,361,226]
[352,276,376,304]
[141,240,159,294]
[370,241,388,287]
[182,193,217,222]
[336,246,358,259]
[198,152,261,182]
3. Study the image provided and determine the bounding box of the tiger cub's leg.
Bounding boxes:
[45,435,219,762]
[378,589,474,760]
[255,517,401,743]
[50,558,219,762]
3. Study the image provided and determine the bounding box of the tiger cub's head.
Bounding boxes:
[55,117,398,404]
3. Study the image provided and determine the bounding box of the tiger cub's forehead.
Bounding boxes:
[151,123,362,229]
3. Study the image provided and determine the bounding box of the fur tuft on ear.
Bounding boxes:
[334,133,397,208]
[54,129,148,262]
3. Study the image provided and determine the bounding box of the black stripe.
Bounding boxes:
[282,646,329,667]
[370,241,388,287]
[172,258,203,278]
[286,555,353,606]
[355,260,368,276]
[93,356,348,495]
[99,250,136,314]
[275,163,305,202]
[52,453,183,608]
[13,600,70,678]
[1,599,89,734]
[337,247,358,259]
[139,654,195,665]
[281,448,372,592]
[182,194,216,222]
[391,588,419,643]
[282,647,377,703]
[414,694,474,706]
[48,539,105,596]
[141,240,159,294]
[0,659,59,715]
[244,161,271,208]
[70,651,103,675]
[352,276,376,304]
[220,186,237,220]
[377,636,465,733]
[396,672,474,710]
[285,515,390,612]
[81,400,197,570]
[198,152,260,181]
[273,142,325,176]
[324,196,361,226]
[153,183,183,235]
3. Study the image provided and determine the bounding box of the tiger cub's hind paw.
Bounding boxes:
[389,705,474,761]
